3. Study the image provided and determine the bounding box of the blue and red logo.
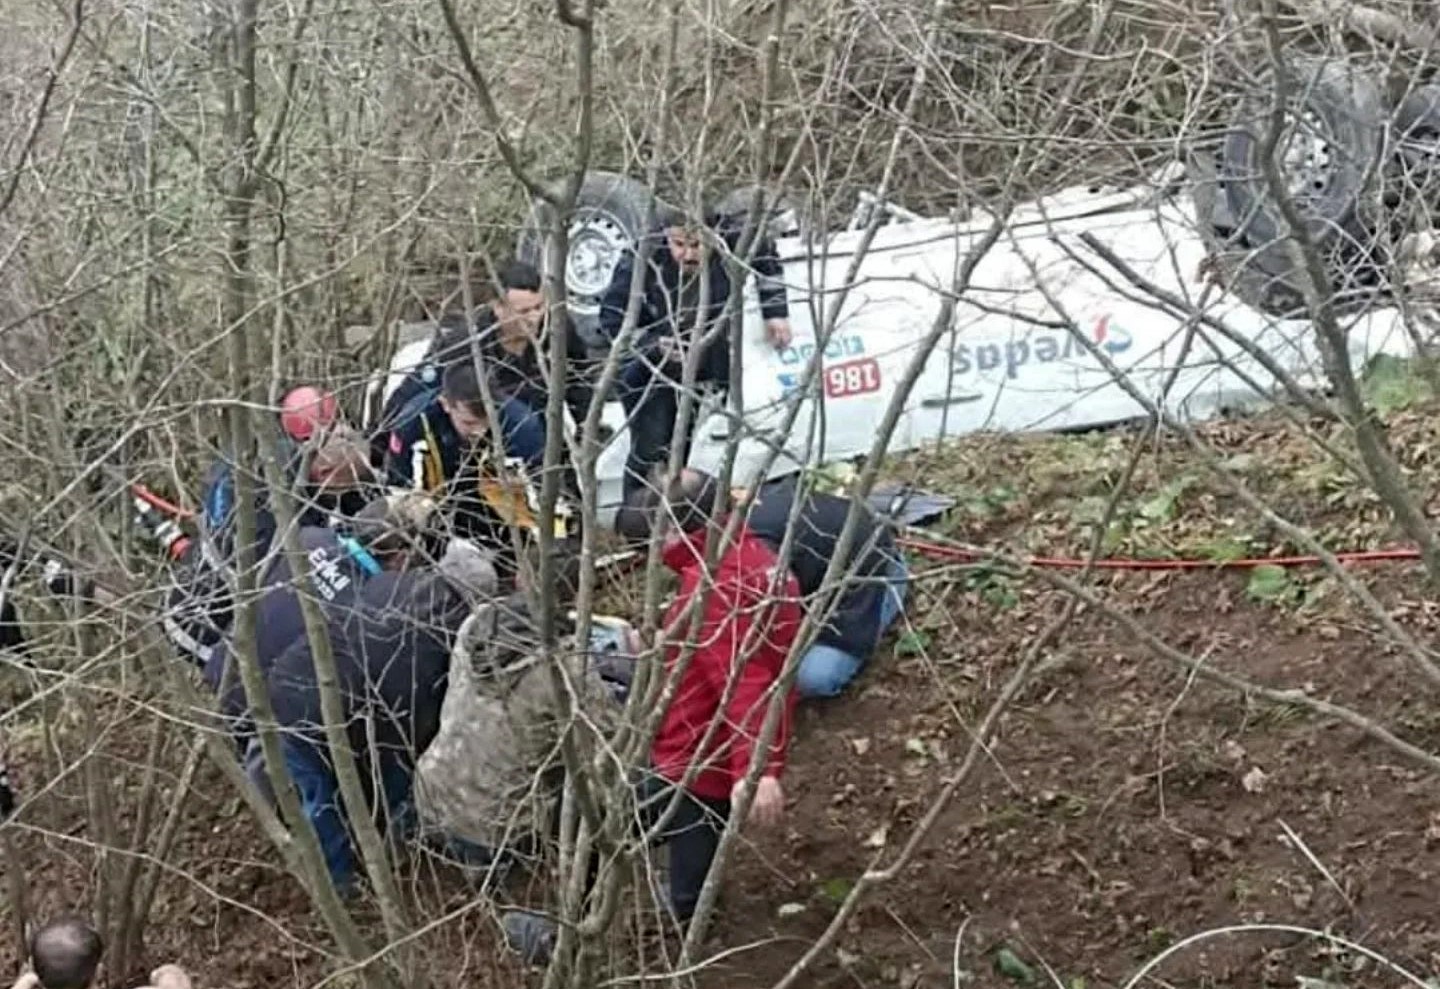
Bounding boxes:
[776,315,1133,393]
[1092,314,1133,354]
[949,314,1134,380]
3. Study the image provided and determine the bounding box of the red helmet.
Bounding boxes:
[279,386,339,442]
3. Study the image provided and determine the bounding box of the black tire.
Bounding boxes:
[712,185,812,243]
[515,171,657,351]
[1393,83,1440,165]
[1221,57,1386,252]
[1389,82,1440,211]
[1185,139,1307,315]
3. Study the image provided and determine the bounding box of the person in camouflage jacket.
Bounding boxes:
[414,548,627,866]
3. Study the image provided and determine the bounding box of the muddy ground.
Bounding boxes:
[704,563,1440,988]
[6,409,1440,989]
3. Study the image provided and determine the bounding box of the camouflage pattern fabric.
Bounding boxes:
[415,593,621,852]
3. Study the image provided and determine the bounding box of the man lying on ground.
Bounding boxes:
[501,469,801,965]
[256,537,498,893]
[414,543,631,881]
[618,467,909,698]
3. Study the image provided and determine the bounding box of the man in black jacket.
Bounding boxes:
[201,491,439,760]
[261,538,497,892]
[598,207,792,499]
[380,262,594,488]
[616,467,908,698]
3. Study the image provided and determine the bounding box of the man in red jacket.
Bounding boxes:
[499,470,802,965]
[625,468,802,920]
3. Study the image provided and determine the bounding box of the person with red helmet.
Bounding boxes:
[278,385,340,443]
[165,385,375,671]
[197,385,367,560]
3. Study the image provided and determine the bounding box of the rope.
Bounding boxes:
[132,479,1425,573]
[897,536,1422,571]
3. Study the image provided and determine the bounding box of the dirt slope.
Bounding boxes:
[704,564,1440,988]
[6,405,1440,988]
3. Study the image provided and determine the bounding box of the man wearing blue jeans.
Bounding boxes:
[281,735,414,891]
[617,468,909,698]
[260,539,498,892]
[797,551,909,697]
[737,473,909,697]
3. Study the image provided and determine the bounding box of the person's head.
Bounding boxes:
[439,359,489,441]
[491,261,545,339]
[278,386,339,443]
[29,916,103,989]
[516,540,582,609]
[304,424,371,493]
[436,537,500,606]
[657,205,706,270]
[350,491,441,570]
[383,538,496,638]
[614,467,727,549]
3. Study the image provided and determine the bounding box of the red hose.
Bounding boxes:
[898,536,1423,571]
[125,479,1425,573]
[131,484,194,520]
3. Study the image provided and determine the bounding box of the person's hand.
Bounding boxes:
[734,775,784,828]
[149,964,193,989]
[764,318,793,351]
[654,336,683,367]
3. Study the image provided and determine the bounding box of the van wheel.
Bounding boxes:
[1220,57,1385,253]
[1185,139,1305,315]
[516,172,657,351]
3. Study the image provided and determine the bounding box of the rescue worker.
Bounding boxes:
[163,425,376,671]
[501,469,801,963]
[619,468,909,698]
[414,545,629,878]
[598,206,792,499]
[199,385,370,567]
[400,357,581,588]
[380,261,594,487]
[200,491,439,784]
[259,537,498,892]
[381,330,486,494]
